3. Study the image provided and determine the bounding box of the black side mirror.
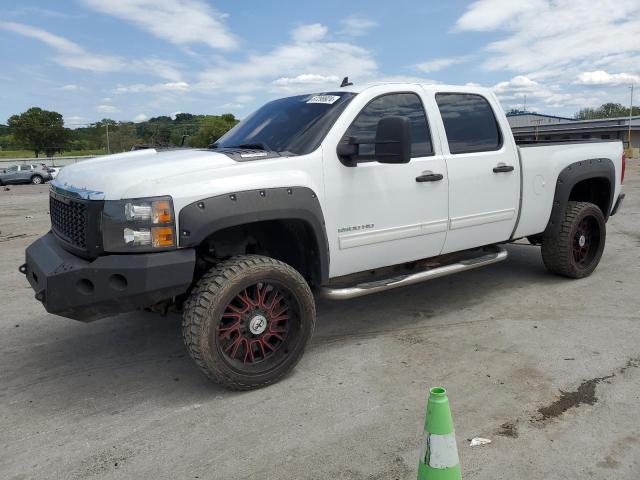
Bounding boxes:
[336,116,412,167]
[374,116,411,164]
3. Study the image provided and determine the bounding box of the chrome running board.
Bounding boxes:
[318,246,508,300]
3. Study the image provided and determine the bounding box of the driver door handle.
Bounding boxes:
[493,164,514,173]
[416,171,443,182]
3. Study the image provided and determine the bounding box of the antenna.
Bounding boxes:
[340,76,353,88]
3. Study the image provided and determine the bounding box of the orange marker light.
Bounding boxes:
[151,227,175,247]
[152,199,173,224]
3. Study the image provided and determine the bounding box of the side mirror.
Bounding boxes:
[336,116,412,167]
[374,116,411,164]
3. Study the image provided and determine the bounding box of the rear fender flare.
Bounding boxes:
[544,158,615,237]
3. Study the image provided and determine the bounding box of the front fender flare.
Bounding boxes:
[178,186,329,282]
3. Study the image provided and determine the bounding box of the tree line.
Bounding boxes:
[506,102,639,121]
[574,102,640,120]
[0,107,239,158]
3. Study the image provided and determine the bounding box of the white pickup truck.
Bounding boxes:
[23,82,626,389]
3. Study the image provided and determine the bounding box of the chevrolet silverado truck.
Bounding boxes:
[22,83,626,390]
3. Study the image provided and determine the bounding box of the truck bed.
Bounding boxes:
[513,140,623,238]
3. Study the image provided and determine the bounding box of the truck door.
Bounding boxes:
[322,89,449,278]
[434,92,520,254]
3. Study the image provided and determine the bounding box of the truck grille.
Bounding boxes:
[50,194,88,249]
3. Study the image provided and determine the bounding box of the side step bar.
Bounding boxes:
[318,246,508,300]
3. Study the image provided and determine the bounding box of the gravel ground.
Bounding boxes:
[1,162,639,479]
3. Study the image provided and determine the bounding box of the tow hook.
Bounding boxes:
[18,263,27,275]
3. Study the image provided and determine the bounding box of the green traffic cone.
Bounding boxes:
[417,387,461,480]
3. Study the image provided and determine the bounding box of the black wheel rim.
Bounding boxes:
[215,280,301,374]
[573,216,600,267]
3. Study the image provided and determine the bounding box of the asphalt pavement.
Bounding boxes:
[1,162,639,479]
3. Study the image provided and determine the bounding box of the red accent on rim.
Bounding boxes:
[217,282,290,364]
[573,218,592,263]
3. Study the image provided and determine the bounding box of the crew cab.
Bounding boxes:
[22,82,626,390]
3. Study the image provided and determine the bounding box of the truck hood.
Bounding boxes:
[54,149,237,199]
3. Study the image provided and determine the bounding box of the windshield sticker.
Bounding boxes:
[307,95,340,105]
[240,152,269,158]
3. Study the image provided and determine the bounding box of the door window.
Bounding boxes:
[343,93,433,158]
[435,93,502,154]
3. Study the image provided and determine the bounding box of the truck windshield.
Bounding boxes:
[214,92,356,155]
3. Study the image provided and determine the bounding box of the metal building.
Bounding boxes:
[507,113,640,158]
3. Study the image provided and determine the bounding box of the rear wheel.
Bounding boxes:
[541,201,606,278]
[182,255,315,390]
[31,175,43,185]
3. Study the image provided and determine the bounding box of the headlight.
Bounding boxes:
[102,196,176,252]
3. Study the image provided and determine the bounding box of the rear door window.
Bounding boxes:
[343,93,433,158]
[435,93,502,154]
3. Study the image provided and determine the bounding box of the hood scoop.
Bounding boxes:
[214,148,283,162]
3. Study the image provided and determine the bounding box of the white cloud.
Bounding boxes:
[0,21,185,84]
[81,0,237,50]
[272,74,340,86]
[452,1,640,114]
[375,75,439,85]
[576,70,640,86]
[455,0,640,75]
[415,56,469,73]
[455,0,542,31]
[97,104,118,113]
[65,115,87,126]
[59,84,80,91]
[197,24,377,95]
[137,58,184,82]
[493,75,539,93]
[291,23,328,43]
[114,81,190,94]
[8,6,84,19]
[134,113,149,122]
[492,75,605,109]
[0,21,124,72]
[339,17,377,37]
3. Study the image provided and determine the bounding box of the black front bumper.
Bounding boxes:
[23,233,196,322]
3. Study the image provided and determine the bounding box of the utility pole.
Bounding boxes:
[106,123,111,154]
[629,84,634,151]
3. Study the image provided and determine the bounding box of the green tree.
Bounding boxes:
[575,103,640,120]
[7,107,71,157]
[109,122,138,152]
[174,113,195,122]
[189,114,238,147]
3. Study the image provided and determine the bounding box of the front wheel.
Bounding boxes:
[31,175,43,185]
[182,255,315,390]
[541,201,606,278]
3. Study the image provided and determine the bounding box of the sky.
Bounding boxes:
[1,0,639,126]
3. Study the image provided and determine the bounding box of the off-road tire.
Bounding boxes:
[541,201,606,278]
[182,255,315,390]
[31,175,43,185]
